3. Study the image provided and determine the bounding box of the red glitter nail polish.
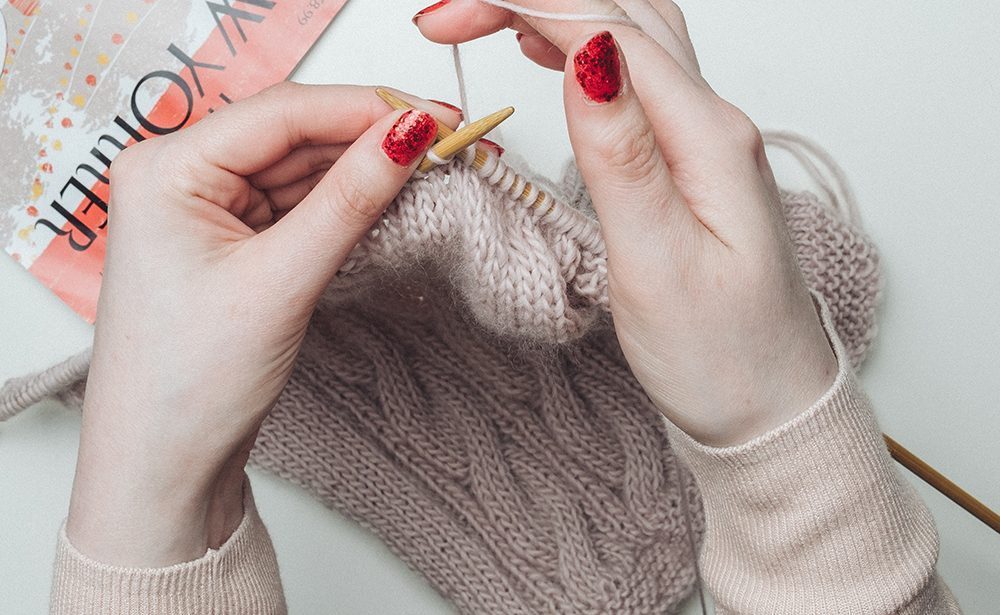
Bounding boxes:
[428,99,463,121]
[412,0,450,23]
[478,138,504,156]
[573,31,622,104]
[382,110,437,166]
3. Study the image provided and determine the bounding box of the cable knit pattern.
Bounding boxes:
[2,159,883,613]
[254,290,705,614]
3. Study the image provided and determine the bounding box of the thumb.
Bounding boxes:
[255,108,437,296]
[563,31,700,269]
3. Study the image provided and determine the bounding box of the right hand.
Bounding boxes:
[415,0,838,447]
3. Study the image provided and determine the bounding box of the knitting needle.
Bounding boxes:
[417,106,513,174]
[376,88,460,143]
[884,435,1000,535]
[375,89,551,210]
[373,89,512,172]
[376,87,503,171]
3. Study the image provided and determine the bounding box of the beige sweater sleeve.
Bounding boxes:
[665,295,961,614]
[50,479,286,615]
[49,296,960,614]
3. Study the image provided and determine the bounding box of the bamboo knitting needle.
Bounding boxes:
[374,88,512,172]
[417,105,513,173]
[376,88,467,148]
[375,91,1000,536]
[375,88,550,210]
[884,435,1000,535]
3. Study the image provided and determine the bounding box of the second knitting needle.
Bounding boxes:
[375,89,550,212]
[417,105,513,174]
[374,89,512,173]
[376,88,500,173]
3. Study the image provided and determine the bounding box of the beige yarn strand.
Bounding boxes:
[0,348,90,421]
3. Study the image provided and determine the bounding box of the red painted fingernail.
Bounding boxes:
[516,32,525,42]
[573,31,622,104]
[412,0,450,23]
[478,138,504,156]
[428,99,463,121]
[382,110,438,166]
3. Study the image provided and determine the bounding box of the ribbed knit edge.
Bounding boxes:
[666,291,859,470]
[49,477,286,615]
[664,292,960,614]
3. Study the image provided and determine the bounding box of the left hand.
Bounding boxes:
[67,84,456,566]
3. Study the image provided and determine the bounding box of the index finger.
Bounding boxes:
[414,0,625,45]
[174,83,459,176]
[414,0,700,77]
[414,0,518,43]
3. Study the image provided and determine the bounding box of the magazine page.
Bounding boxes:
[1,0,349,321]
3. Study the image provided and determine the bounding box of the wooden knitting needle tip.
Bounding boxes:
[418,106,513,173]
[374,89,513,172]
[374,87,411,111]
[374,88,546,209]
[375,88,456,140]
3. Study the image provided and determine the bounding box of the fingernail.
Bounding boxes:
[478,138,504,156]
[382,110,438,166]
[573,31,622,104]
[412,0,450,23]
[516,32,524,42]
[428,99,463,121]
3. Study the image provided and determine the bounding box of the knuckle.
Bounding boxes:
[108,143,144,182]
[716,101,764,156]
[325,170,384,229]
[108,140,173,226]
[168,149,209,198]
[580,0,628,19]
[262,80,300,99]
[662,2,687,27]
[594,119,661,184]
[649,1,689,34]
[109,142,167,210]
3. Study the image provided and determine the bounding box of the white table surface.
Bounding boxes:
[2,1,999,613]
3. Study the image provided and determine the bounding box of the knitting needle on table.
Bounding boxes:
[885,435,1000,535]
[375,88,551,212]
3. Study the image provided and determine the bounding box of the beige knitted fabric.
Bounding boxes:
[2,158,885,613]
[44,299,961,614]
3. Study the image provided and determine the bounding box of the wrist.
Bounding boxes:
[661,292,841,448]
[66,431,247,567]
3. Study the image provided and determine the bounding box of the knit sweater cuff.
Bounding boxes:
[49,477,286,615]
[665,293,950,614]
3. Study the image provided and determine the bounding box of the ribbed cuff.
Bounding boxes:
[50,478,286,615]
[665,293,950,614]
